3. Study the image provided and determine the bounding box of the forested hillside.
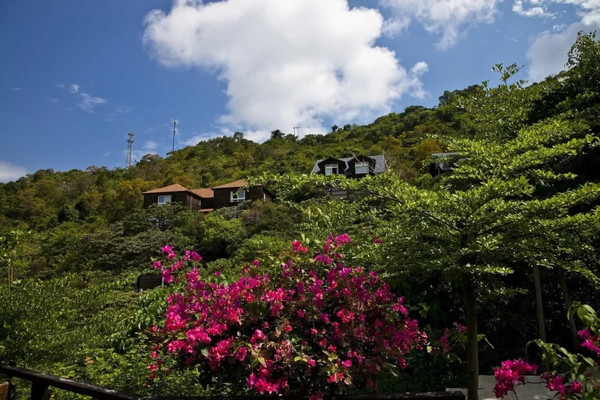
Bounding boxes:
[1,32,600,399]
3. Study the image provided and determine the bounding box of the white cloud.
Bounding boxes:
[129,141,160,165]
[58,83,107,113]
[525,0,600,81]
[183,132,223,146]
[144,140,158,151]
[527,21,600,81]
[0,161,28,183]
[78,92,107,113]
[556,0,600,24]
[143,0,427,139]
[115,105,132,113]
[513,0,554,17]
[69,83,80,94]
[380,0,501,49]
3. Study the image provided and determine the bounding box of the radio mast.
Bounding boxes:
[126,131,135,167]
[171,118,178,152]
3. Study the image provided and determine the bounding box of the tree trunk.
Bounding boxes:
[462,273,479,400]
[532,264,546,342]
[558,269,578,349]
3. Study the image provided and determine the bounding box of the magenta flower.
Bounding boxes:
[149,236,425,396]
[570,380,582,394]
[291,240,308,253]
[493,359,537,398]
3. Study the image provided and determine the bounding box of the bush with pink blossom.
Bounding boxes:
[494,303,600,399]
[147,234,427,397]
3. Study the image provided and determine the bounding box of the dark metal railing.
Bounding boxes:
[0,364,138,400]
[0,364,465,400]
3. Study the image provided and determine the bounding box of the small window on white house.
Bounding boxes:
[324,164,339,176]
[157,195,172,205]
[230,189,246,202]
[355,162,369,174]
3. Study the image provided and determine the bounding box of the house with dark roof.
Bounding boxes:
[311,155,386,178]
[310,155,386,199]
[142,179,271,212]
[429,152,461,177]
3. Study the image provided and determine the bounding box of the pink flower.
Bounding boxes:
[292,240,308,253]
[235,346,248,361]
[250,329,266,344]
[327,372,345,383]
[335,233,352,245]
[457,324,467,333]
[373,237,383,244]
[570,381,582,394]
[190,251,202,261]
[546,375,566,394]
[493,360,537,398]
[314,254,333,265]
[161,245,173,253]
[149,236,427,397]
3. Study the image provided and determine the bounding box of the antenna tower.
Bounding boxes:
[171,118,178,152]
[126,131,135,167]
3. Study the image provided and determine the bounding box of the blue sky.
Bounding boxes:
[1,0,598,182]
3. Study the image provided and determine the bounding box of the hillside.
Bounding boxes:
[1,32,600,399]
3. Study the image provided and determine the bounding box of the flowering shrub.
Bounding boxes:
[494,304,600,399]
[493,359,538,398]
[148,234,426,396]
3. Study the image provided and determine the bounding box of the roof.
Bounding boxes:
[212,179,249,189]
[311,155,386,174]
[189,188,214,198]
[142,183,189,194]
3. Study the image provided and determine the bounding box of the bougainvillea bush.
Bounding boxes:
[494,304,600,399]
[148,234,426,397]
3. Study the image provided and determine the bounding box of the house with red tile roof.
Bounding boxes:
[142,179,271,212]
[142,183,213,211]
[211,179,272,209]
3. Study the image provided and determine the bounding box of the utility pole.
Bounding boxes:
[293,126,301,137]
[171,118,178,152]
[126,131,134,167]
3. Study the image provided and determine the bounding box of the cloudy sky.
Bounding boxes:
[1,0,598,182]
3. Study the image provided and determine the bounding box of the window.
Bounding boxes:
[157,195,172,205]
[324,164,339,176]
[230,189,246,202]
[355,162,369,174]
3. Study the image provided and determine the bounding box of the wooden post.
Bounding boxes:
[0,382,9,400]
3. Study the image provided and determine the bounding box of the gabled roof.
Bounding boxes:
[142,183,189,194]
[212,179,248,190]
[189,188,214,198]
[311,155,386,174]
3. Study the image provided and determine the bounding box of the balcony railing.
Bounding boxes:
[0,364,465,400]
